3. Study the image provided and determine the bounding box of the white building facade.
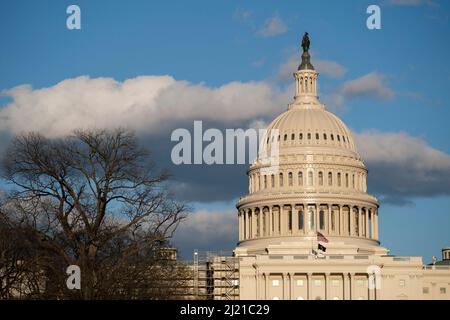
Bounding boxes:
[234,34,450,300]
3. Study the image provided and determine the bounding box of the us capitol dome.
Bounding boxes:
[233,33,450,300]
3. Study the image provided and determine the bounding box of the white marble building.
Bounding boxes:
[234,34,450,300]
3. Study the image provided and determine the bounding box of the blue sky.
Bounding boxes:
[1,0,450,261]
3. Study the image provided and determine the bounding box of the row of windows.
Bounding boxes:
[250,170,365,191]
[273,296,353,300]
[423,287,447,294]
[272,279,366,287]
[267,132,349,144]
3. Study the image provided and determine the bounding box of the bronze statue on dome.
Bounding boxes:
[301,32,310,52]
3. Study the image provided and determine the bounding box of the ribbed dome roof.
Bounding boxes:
[264,107,358,154]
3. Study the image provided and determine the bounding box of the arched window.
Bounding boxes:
[279,173,283,187]
[298,210,304,230]
[308,171,313,186]
[307,133,311,140]
[308,207,315,230]
[298,171,303,186]
[319,210,325,230]
[284,134,287,141]
[323,133,327,140]
[278,135,280,141]
[331,134,334,141]
[264,175,267,189]
[318,171,323,186]
[299,133,303,140]
[352,174,355,188]
[343,136,346,142]
[316,133,320,140]
[354,208,359,236]
[291,133,295,140]
[337,172,341,187]
[328,172,332,186]
[288,172,293,186]
[337,135,340,142]
[271,174,275,188]
[345,173,349,188]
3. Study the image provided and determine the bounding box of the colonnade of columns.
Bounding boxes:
[294,70,318,96]
[255,272,379,300]
[238,203,379,241]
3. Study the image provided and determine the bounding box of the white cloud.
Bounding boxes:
[315,60,347,79]
[0,75,288,137]
[257,15,288,38]
[276,53,347,82]
[340,72,394,99]
[329,72,394,109]
[355,130,450,204]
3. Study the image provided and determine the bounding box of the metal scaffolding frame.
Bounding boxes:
[192,250,239,300]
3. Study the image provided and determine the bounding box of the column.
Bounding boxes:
[327,204,332,235]
[307,273,312,300]
[265,209,269,237]
[289,273,295,300]
[282,273,288,300]
[259,274,264,300]
[255,272,259,300]
[358,207,362,237]
[365,209,369,238]
[368,273,373,300]
[325,273,330,300]
[374,209,378,240]
[251,209,257,238]
[268,206,273,236]
[350,273,355,300]
[274,207,279,235]
[245,209,249,239]
[339,205,344,236]
[349,208,354,236]
[238,211,242,241]
[292,204,298,235]
[343,273,348,300]
[264,273,269,300]
[258,207,263,237]
[280,205,286,235]
[314,205,319,233]
[305,205,309,233]
[370,209,374,239]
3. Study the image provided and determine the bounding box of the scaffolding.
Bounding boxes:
[192,250,239,300]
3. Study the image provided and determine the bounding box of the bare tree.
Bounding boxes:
[0,128,189,299]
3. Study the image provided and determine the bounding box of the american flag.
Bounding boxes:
[317,231,329,243]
